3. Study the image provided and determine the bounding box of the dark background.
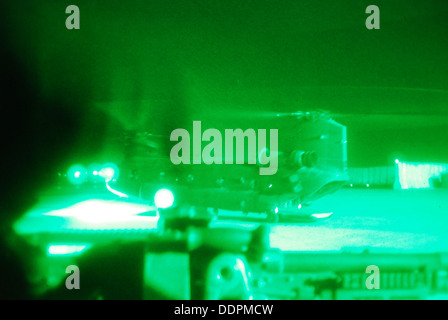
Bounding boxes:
[3,0,448,167]
[0,0,447,298]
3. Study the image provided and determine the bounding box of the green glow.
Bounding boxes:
[100,168,115,179]
[67,164,87,185]
[99,162,120,181]
[67,163,120,183]
[47,244,88,256]
[154,189,174,209]
[87,163,103,183]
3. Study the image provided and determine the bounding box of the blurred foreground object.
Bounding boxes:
[13,203,448,300]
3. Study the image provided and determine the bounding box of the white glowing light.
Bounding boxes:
[44,199,157,224]
[48,245,87,255]
[311,212,333,219]
[100,167,115,180]
[154,189,175,209]
[105,180,129,198]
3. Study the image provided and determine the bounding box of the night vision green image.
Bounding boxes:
[1,0,448,301]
